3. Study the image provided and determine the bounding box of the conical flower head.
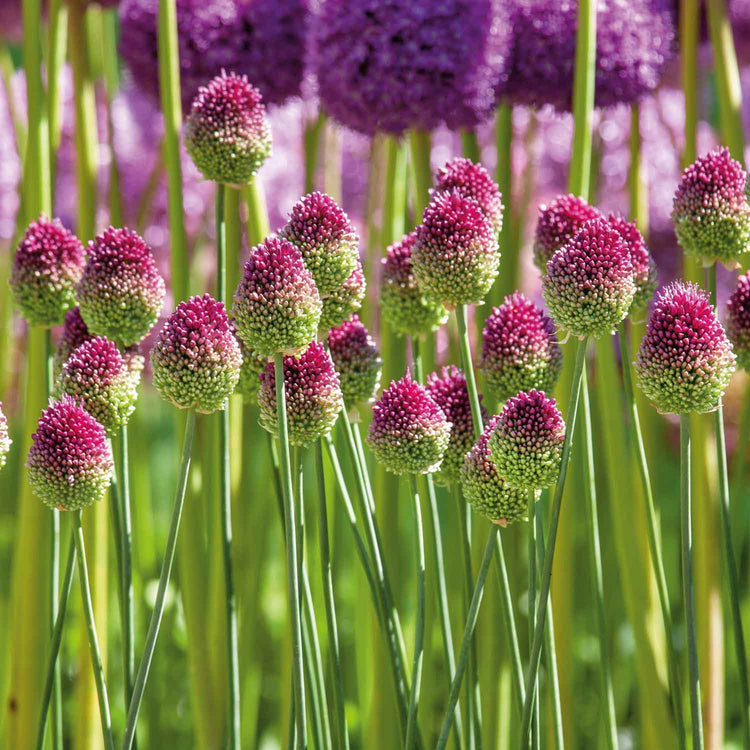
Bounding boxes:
[318,260,366,333]
[56,307,94,367]
[151,294,242,413]
[10,216,85,326]
[543,218,636,338]
[327,315,383,406]
[381,231,448,338]
[257,342,343,447]
[461,415,527,526]
[235,334,267,405]
[413,190,499,307]
[489,389,565,491]
[233,236,322,357]
[479,292,563,403]
[27,395,114,511]
[185,70,271,185]
[77,226,166,347]
[279,192,359,297]
[367,373,451,475]
[636,282,736,414]
[672,147,750,265]
[727,271,750,371]
[0,402,11,471]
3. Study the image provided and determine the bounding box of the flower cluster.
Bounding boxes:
[319,261,367,333]
[0,402,10,471]
[327,316,382,406]
[727,271,750,372]
[235,336,267,405]
[56,307,94,367]
[606,213,657,314]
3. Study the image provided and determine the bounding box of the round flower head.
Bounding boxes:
[318,260,366,333]
[56,307,94,368]
[0,402,11,471]
[328,315,383,406]
[727,271,750,371]
[461,415,527,526]
[434,157,504,236]
[27,395,114,511]
[533,194,601,272]
[671,148,750,266]
[543,218,636,338]
[381,231,448,338]
[257,341,343,447]
[636,282,736,414]
[151,294,242,413]
[235,335,267,405]
[366,372,451,475]
[77,226,166,347]
[479,292,563,403]
[234,237,322,356]
[413,190,499,308]
[10,216,85,326]
[489,389,565,491]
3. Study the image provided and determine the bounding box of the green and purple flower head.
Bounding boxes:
[636,282,736,414]
[56,307,93,367]
[479,292,562,403]
[327,315,383,407]
[257,341,343,447]
[151,294,241,414]
[319,260,367,333]
[727,271,750,371]
[672,147,750,266]
[0,402,10,471]
[27,395,114,511]
[235,333,267,405]
[10,216,85,326]
[185,70,272,185]
[367,372,451,475]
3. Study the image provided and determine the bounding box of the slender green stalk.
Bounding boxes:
[455,306,483,437]
[730,380,750,554]
[680,0,700,167]
[528,491,540,750]
[46,0,67,191]
[628,106,648,238]
[408,129,432,216]
[461,131,481,163]
[494,100,517,303]
[243,178,270,246]
[119,424,136,721]
[304,111,326,194]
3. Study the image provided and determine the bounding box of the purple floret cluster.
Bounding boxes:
[327,315,383,407]
[727,272,750,372]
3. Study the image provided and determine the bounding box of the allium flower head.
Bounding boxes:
[10,216,85,326]
[367,373,451,475]
[56,307,94,368]
[606,213,657,313]
[77,226,166,347]
[318,260,366,333]
[479,292,563,402]
[235,335,267,405]
[27,395,114,511]
[413,190,499,307]
[233,236,322,357]
[543,218,636,338]
[151,294,241,413]
[727,271,750,371]
[0,402,11,471]
[636,282,736,414]
[257,341,343,446]
[671,148,750,265]
[327,315,383,406]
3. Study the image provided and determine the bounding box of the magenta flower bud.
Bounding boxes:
[672,147,750,265]
[366,373,451,475]
[235,335,267,405]
[77,226,166,347]
[151,294,242,414]
[257,341,344,447]
[479,292,563,403]
[727,271,750,371]
[56,307,94,367]
[543,218,636,338]
[413,190,499,307]
[327,315,383,407]
[636,282,736,414]
[10,216,85,326]
[319,260,367,333]
[0,402,11,471]
[27,395,114,511]
[185,70,272,185]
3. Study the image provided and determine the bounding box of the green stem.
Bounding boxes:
[46,0,67,192]
[680,0,700,166]
[461,131,481,163]
[384,138,408,249]
[528,491,540,750]
[628,106,648,237]
[408,129,432,217]
[242,177,270,247]
[494,100,518,303]
[119,424,136,722]
[455,306,483,437]
[304,111,325,194]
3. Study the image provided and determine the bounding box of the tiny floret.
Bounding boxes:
[727,271,750,371]
[0,402,11,471]
[318,260,366,333]
[327,316,383,406]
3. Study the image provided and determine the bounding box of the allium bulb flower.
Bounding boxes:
[543,218,636,338]
[636,282,736,414]
[77,226,166,347]
[318,260,367,333]
[56,307,94,367]
[257,341,343,447]
[461,415,527,526]
[232,236,322,357]
[235,336,267,404]
[0,402,11,471]
[672,148,750,265]
[327,315,383,406]
[413,190,499,308]
[27,395,114,511]
[10,216,85,326]
[489,389,565,491]
[479,292,562,402]
[727,271,750,371]
[185,71,271,186]
[366,373,451,475]
[151,294,242,413]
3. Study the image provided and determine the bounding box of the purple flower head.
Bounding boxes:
[56,307,94,368]
[0,402,11,471]
[233,236,322,357]
[327,315,383,406]
[235,334,267,405]
[319,260,367,333]
[636,282,736,414]
[479,292,563,403]
[543,218,636,338]
[77,226,166,347]
[26,395,114,511]
[413,190,499,308]
[727,271,750,371]
[150,294,242,413]
[257,341,343,446]
[672,147,750,265]
[10,216,85,327]
[366,372,451,475]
